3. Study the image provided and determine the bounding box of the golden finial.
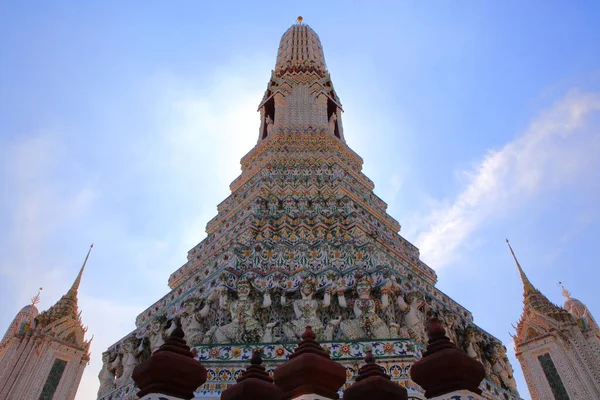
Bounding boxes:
[25,287,43,328]
[558,282,571,299]
[68,244,93,298]
[31,287,42,306]
[506,239,536,294]
[296,16,303,24]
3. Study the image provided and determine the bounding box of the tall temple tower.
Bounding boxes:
[508,240,600,399]
[98,21,521,400]
[0,245,93,400]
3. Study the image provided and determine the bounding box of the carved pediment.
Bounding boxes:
[39,316,87,349]
[525,327,541,341]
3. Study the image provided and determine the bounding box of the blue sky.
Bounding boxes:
[1,2,600,399]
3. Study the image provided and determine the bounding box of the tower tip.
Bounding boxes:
[558,282,571,299]
[506,239,536,295]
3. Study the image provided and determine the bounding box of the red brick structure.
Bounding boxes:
[221,348,283,400]
[410,318,485,398]
[274,326,346,399]
[343,350,408,400]
[132,326,206,399]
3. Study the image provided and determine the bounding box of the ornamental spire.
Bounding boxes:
[275,20,327,74]
[257,21,344,142]
[35,244,93,328]
[506,239,536,295]
[67,244,93,299]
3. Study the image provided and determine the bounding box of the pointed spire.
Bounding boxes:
[35,244,93,328]
[506,239,536,295]
[67,244,93,299]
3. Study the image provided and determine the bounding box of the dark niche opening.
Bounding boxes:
[39,358,68,400]
[538,353,569,400]
[327,97,340,139]
[262,96,275,140]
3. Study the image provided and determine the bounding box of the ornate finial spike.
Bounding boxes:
[69,244,93,297]
[427,317,446,339]
[558,281,571,299]
[302,325,316,341]
[364,350,375,364]
[505,239,536,295]
[31,287,43,306]
[27,287,43,323]
[251,348,263,365]
[171,325,185,339]
[296,16,303,24]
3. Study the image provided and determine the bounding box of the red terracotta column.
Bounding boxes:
[274,326,346,400]
[221,348,284,400]
[410,318,486,400]
[132,325,207,400]
[343,350,408,400]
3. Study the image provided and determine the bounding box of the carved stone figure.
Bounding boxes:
[312,197,323,215]
[297,197,308,215]
[202,326,218,344]
[325,197,337,216]
[329,112,337,133]
[147,315,167,353]
[135,337,151,364]
[268,197,278,216]
[213,279,272,343]
[465,326,482,362]
[265,114,274,136]
[338,276,390,339]
[441,309,458,344]
[97,351,115,396]
[281,276,331,341]
[180,297,210,346]
[109,352,122,382]
[492,344,519,394]
[116,337,138,387]
[397,292,426,344]
[262,322,278,342]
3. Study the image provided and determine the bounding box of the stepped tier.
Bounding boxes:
[98,22,520,400]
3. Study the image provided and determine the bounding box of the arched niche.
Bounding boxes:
[261,96,275,140]
[327,97,340,139]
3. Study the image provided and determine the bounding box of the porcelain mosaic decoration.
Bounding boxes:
[98,21,521,400]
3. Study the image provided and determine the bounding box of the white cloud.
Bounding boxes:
[414,91,600,267]
[0,56,272,400]
[72,62,271,399]
[0,132,97,305]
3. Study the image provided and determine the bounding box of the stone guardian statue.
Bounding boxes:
[281,275,332,341]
